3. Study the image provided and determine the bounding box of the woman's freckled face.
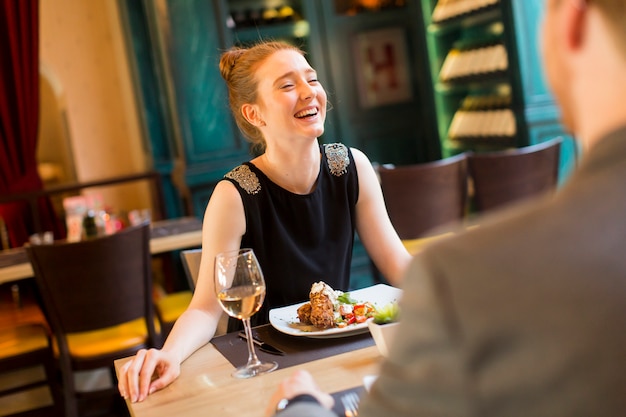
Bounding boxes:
[253,50,327,142]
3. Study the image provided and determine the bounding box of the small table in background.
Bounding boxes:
[0,216,203,286]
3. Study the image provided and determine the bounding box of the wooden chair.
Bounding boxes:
[179,249,228,336]
[180,248,202,291]
[153,289,192,341]
[467,137,562,213]
[0,292,63,417]
[378,153,469,240]
[0,324,60,417]
[25,223,160,417]
[373,154,468,282]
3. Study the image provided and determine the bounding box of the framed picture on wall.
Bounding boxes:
[351,27,413,109]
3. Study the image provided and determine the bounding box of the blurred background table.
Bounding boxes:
[0,216,202,285]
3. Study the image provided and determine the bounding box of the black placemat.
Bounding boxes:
[211,324,375,370]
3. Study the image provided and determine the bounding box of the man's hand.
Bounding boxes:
[265,370,334,416]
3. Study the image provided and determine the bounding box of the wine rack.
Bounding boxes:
[226,0,310,46]
[439,43,507,82]
[432,0,500,24]
[422,0,527,155]
[333,0,408,16]
[447,89,516,145]
[229,4,299,28]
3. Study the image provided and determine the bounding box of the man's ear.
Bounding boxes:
[241,104,265,127]
[564,0,588,49]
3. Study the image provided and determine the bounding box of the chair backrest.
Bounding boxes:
[180,248,202,291]
[378,153,468,240]
[26,223,159,344]
[467,137,562,212]
[179,248,230,336]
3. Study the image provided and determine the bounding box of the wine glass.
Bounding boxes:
[214,248,278,378]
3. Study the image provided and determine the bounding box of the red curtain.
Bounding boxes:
[0,0,63,248]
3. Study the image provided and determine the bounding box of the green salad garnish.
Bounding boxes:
[337,292,359,305]
[373,301,399,324]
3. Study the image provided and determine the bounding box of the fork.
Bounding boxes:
[341,391,360,417]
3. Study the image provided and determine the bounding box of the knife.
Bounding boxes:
[238,331,285,355]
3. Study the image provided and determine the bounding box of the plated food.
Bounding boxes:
[297,281,336,329]
[269,283,402,338]
[296,281,378,329]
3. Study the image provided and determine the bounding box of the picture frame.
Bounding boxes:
[351,27,413,109]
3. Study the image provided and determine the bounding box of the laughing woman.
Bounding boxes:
[117,40,411,403]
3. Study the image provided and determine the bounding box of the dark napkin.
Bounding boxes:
[331,386,365,416]
[0,248,28,268]
[211,324,374,369]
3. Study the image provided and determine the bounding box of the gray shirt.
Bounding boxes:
[278,127,626,417]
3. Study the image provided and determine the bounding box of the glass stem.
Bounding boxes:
[242,318,261,367]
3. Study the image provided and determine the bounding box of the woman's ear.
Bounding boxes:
[241,104,266,127]
[564,0,588,49]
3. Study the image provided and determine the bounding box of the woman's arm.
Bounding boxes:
[118,179,246,402]
[165,179,246,357]
[351,148,412,286]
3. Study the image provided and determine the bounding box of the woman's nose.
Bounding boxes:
[299,83,315,101]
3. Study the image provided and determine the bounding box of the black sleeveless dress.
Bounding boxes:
[222,143,359,327]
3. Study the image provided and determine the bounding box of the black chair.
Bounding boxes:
[25,223,160,417]
[378,153,469,240]
[372,154,468,282]
[467,137,562,213]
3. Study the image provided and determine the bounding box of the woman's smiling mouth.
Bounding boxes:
[295,107,319,119]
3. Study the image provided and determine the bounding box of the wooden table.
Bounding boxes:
[114,341,381,417]
[402,224,479,256]
[0,217,203,285]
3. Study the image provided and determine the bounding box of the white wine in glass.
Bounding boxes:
[214,248,278,378]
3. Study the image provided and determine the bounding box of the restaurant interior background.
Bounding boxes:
[14,0,576,289]
[0,0,578,415]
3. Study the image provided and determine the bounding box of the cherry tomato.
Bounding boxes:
[356,315,368,323]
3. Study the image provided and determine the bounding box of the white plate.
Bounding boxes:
[269,284,402,339]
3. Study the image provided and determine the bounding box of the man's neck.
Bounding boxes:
[571,8,626,150]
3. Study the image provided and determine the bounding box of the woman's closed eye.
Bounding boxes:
[279,78,319,90]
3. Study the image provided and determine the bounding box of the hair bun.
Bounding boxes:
[219,47,246,81]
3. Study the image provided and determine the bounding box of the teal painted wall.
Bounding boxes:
[118,0,579,288]
[510,0,578,182]
[118,0,186,218]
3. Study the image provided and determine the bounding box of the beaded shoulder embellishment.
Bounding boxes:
[224,165,261,195]
[325,143,350,177]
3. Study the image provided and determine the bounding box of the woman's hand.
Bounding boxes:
[265,370,334,416]
[117,348,181,403]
